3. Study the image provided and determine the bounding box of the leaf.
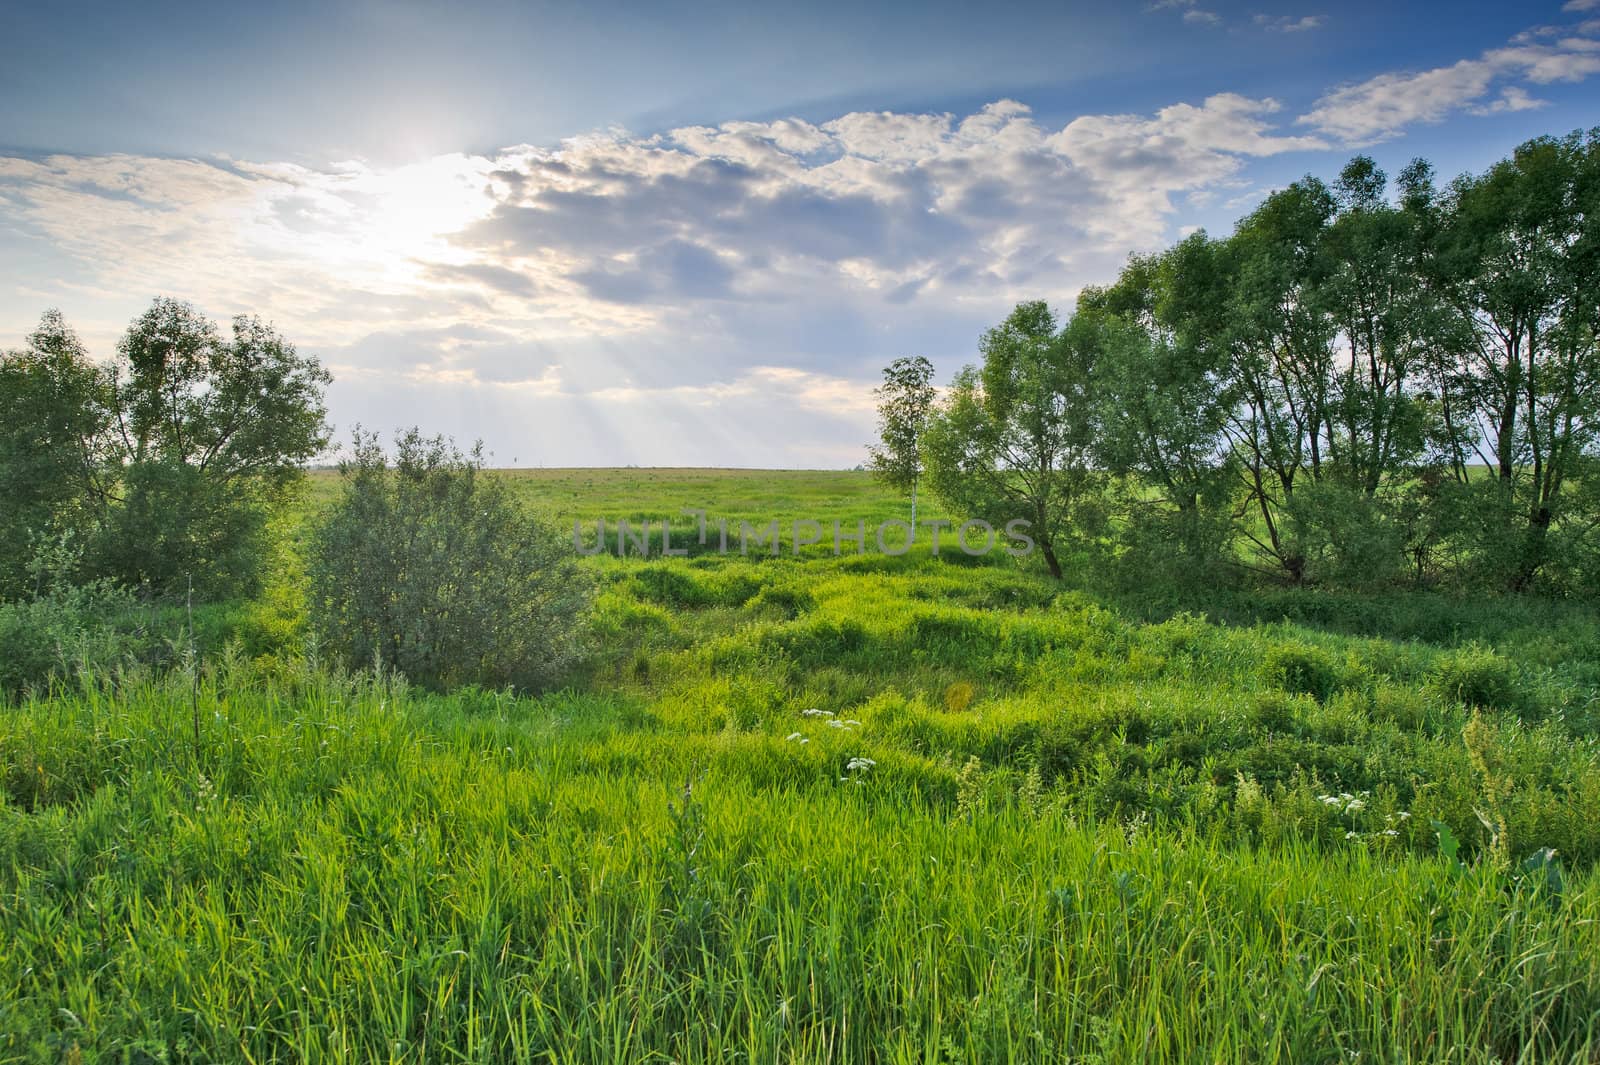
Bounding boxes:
[1431,819,1461,865]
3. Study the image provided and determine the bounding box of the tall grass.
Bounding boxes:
[3,663,1598,1062]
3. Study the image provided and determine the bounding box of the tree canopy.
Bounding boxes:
[909,129,1600,593]
[0,298,331,598]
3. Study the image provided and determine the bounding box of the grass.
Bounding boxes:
[4,469,1600,1062]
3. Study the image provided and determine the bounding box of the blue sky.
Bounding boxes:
[3,0,1598,466]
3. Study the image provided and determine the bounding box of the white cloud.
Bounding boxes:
[1149,0,1223,25]
[1469,86,1548,115]
[1254,14,1326,32]
[0,92,1331,463]
[1564,0,1599,12]
[1300,19,1600,143]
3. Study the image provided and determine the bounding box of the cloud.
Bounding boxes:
[1254,14,1326,32]
[1299,19,1600,143]
[1565,0,1599,11]
[1469,85,1548,115]
[0,90,1372,463]
[422,262,539,297]
[1149,0,1223,26]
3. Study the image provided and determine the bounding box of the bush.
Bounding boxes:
[1264,644,1345,702]
[0,579,139,700]
[1284,482,1410,588]
[1428,644,1528,717]
[308,430,593,692]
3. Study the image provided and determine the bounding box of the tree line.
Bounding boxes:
[873,129,1600,593]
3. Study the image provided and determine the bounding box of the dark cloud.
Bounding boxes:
[422,261,539,297]
[575,238,736,303]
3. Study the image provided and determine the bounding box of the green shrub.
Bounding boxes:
[748,583,815,618]
[1264,643,1344,701]
[308,430,592,692]
[1428,644,1528,716]
[0,579,139,699]
[1252,691,1302,733]
[629,566,713,609]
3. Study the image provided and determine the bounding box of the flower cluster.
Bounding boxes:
[787,709,874,784]
[1319,790,1411,842]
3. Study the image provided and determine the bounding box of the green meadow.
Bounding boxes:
[5,469,1600,1062]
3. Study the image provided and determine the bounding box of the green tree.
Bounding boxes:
[1319,157,1438,495]
[309,429,593,692]
[866,356,937,526]
[98,299,331,596]
[1434,130,1600,588]
[924,301,1103,579]
[0,311,115,598]
[1072,233,1239,578]
[1223,178,1339,581]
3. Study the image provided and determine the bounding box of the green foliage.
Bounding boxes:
[1073,233,1240,582]
[308,429,593,692]
[93,456,276,600]
[1429,644,1528,716]
[1264,644,1346,701]
[98,300,330,598]
[1283,481,1411,588]
[3,468,1600,1058]
[3,656,1600,1061]
[924,301,1106,579]
[867,355,936,524]
[912,131,1598,592]
[0,312,114,599]
[0,300,330,602]
[0,579,137,700]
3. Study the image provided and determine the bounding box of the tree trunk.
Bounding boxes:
[1512,506,1552,592]
[1039,539,1063,580]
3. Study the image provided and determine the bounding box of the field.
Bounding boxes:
[5,470,1600,1062]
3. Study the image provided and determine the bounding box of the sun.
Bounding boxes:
[259,152,504,289]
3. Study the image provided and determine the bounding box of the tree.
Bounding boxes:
[867,356,937,526]
[97,299,332,595]
[0,300,331,600]
[1433,130,1600,588]
[1319,157,1437,495]
[924,301,1103,579]
[1222,178,1339,581]
[0,311,115,598]
[309,429,593,692]
[1072,233,1239,577]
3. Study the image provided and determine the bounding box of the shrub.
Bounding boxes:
[308,430,592,692]
[1264,644,1344,701]
[0,579,139,700]
[629,566,712,609]
[1428,644,1528,716]
[748,583,814,618]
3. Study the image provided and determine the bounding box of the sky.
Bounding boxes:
[2,0,1598,468]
